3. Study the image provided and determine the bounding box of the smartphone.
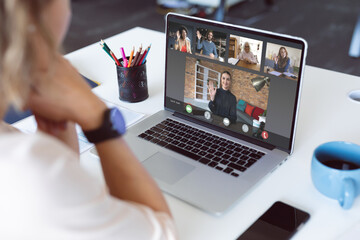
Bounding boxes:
[236,201,310,240]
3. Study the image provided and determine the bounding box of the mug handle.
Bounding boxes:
[339,178,356,209]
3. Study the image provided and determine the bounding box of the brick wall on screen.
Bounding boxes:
[184,56,269,110]
[184,57,196,99]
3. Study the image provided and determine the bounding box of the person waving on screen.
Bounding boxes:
[196,30,218,59]
[208,71,237,123]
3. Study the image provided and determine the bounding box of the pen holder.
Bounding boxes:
[116,58,149,103]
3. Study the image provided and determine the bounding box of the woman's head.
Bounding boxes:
[221,71,231,91]
[278,47,288,59]
[178,26,188,40]
[0,0,71,112]
[244,42,250,53]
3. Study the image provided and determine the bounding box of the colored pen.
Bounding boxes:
[100,43,112,59]
[138,49,148,66]
[101,39,111,52]
[110,50,121,66]
[141,45,151,64]
[127,47,134,67]
[120,47,128,67]
[131,49,140,67]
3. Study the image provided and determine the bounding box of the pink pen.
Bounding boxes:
[120,47,128,67]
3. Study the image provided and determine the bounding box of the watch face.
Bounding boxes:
[110,108,126,135]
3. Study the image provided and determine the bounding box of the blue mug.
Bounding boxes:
[311,141,360,209]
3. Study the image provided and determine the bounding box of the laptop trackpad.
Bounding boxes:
[143,152,195,185]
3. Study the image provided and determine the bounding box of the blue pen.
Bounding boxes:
[142,45,151,64]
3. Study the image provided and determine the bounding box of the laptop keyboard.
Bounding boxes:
[138,118,265,177]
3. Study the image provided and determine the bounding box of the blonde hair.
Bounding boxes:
[0,0,55,110]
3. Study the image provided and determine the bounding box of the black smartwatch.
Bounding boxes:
[83,107,126,143]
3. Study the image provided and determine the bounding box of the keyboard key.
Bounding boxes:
[208,161,218,168]
[212,156,222,162]
[205,153,215,159]
[242,150,250,155]
[228,163,246,172]
[156,141,168,147]
[237,160,247,166]
[220,160,229,165]
[199,158,211,165]
[138,133,147,138]
[178,143,186,148]
[249,153,262,159]
[225,150,234,155]
[200,145,209,151]
[144,135,153,141]
[150,138,160,144]
[231,172,239,177]
[145,130,155,135]
[245,161,255,168]
[229,157,238,162]
[248,158,257,163]
[165,144,201,161]
[222,154,231,160]
[223,168,233,174]
[185,146,193,151]
[215,166,224,171]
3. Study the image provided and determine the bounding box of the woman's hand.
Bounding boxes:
[208,81,217,101]
[28,54,107,132]
[274,56,278,64]
[35,114,79,154]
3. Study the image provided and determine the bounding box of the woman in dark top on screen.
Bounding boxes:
[274,46,290,72]
[208,71,237,123]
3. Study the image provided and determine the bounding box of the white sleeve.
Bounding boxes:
[3,133,177,240]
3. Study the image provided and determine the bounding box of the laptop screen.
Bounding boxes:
[164,13,307,153]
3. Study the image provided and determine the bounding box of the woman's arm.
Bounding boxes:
[28,55,171,215]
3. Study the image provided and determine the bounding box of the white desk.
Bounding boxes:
[67,27,360,240]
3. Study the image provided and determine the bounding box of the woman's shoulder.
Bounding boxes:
[0,132,77,161]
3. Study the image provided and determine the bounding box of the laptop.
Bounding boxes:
[123,13,307,215]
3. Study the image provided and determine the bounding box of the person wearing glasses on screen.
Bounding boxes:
[239,42,257,64]
[0,0,176,238]
[208,71,237,124]
[196,30,218,59]
[174,25,192,53]
[274,46,290,72]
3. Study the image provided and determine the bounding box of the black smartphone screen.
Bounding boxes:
[236,201,310,240]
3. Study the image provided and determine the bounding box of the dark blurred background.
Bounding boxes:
[64,0,360,76]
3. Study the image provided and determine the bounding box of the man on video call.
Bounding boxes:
[196,30,218,59]
[208,71,237,123]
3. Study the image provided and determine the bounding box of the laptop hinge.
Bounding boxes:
[173,112,276,151]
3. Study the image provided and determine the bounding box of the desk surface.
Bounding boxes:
[236,60,260,71]
[67,27,360,240]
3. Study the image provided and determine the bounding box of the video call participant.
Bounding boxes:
[274,46,290,72]
[208,71,237,124]
[174,25,192,53]
[196,30,218,59]
[239,42,257,64]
